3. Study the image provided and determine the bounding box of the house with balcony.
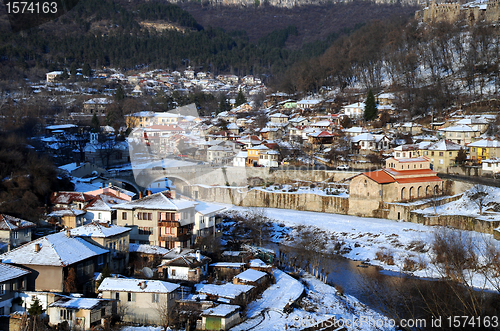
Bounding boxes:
[70,222,131,272]
[0,215,36,251]
[468,139,500,163]
[0,263,30,315]
[194,202,225,238]
[115,191,198,249]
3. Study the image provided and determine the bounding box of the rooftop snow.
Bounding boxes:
[114,192,197,211]
[0,263,30,282]
[70,222,131,238]
[129,243,170,255]
[0,231,108,267]
[234,269,267,282]
[98,278,179,293]
[49,297,106,310]
[201,304,240,317]
[195,283,254,299]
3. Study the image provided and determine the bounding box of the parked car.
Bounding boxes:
[336,164,350,170]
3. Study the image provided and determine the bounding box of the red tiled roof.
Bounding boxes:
[395,176,442,184]
[50,192,94,205]
[362,170,395,184]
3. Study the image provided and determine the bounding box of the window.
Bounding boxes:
[449,152,452,157]
[98,212,102,219]
[139,227,153,235]
[0,307,3,315]
[439,152,444,156]
[0,284,4,295]
[98,255,104,265]
[439,159,444,164]
[115,292,119,300]
[152,293,159,303]
[122,212,127,220]
[60,309,73,320]
[431,152,434,156]
[128,293,135,302]
[13,231,18,239]
[171,269,176,276]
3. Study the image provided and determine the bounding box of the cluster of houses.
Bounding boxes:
[0,182,278,330]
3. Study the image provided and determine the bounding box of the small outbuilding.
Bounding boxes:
[199,304,241,330]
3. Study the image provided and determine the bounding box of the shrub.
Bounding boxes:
[403,257,417,271]
[375,248,395,265]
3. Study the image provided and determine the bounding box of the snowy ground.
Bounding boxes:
[416,186,500,222]
[231,272,395,331]
[254,184,348,197]
[224,205,500,292]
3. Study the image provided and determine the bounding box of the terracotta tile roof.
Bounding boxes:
[50,192,94,205]
[362,170,396,184]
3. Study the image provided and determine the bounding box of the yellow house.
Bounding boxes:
[468,139,500,162]
[246,145,270,167]
[421,139,463,172]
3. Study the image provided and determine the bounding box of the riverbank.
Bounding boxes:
[222,205,500,293]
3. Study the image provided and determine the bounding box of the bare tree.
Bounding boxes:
[469,184,489,215]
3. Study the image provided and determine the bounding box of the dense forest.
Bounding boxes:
[279,18,500,117]
[0,0,415,79]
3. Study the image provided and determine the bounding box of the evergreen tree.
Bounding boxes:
[64,268,78,293]
[70,62,77,78]
[218,94,231,114]
[364,90,377,121]
[28,298,43,316]
[115,84,125,101]
[91,113,100,133]
[235,89,247,107]
[97,264,111,288]
[82,63,92,77]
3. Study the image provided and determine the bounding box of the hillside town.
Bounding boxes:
[2,61,500,331]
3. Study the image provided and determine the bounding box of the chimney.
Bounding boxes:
[109,183,112,188]
[76,161,80,167]
[54,192,58,197]
[175,246,181,254]
[139,281,147,290]
[66,229,71,238]
[196,250,201,262]
[34,243,41,252]
[139,192,143,199]
[169,190,176,199]
[147,189,151,196]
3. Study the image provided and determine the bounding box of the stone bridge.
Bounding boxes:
[107,165,355,195]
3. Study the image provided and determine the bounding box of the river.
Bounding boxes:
[263,242,500,330]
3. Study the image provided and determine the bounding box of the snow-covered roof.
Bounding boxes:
[0,231,108,267]
[439,125,478,132]
[98,278,179,293]
[0,214,36,231]
[195,201,226,216]
[468,139,500,148]
[48,209,86,217]
[201,304,240,317]
[114,192,197,211]
[210,262,246,268]
[70,222,131,238]
[129,243,170,255]
[426,139,462,151]
[195,283,254,299]
[49,297,108,310]
[234,269,267,282]
[0,263,30,283]
[248,259,270,268]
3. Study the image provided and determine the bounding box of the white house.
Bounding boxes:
[158,250,211,282]
[342,102,366,119]
[194,202,226,238]
[98,278,180,325]
[232,151,247,167]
